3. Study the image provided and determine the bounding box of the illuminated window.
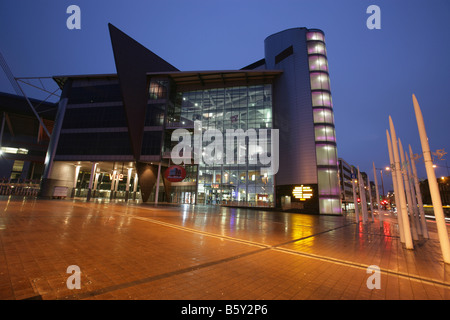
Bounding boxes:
[318,169,339,196]
[0,147,29,154]
[308,56,328,72]
[314,125,336,142]
[316,144,338,166]
[306,32,325,42]
[311,92,332,107]
[313,108,334,124]
[12,160,25,172]
[10,160,25,180]
[319,198,341,214]
[310,73,330,90]
[307,42,327,55]
[149,80,168,100]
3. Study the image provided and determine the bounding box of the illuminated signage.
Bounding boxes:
[109,173,124,181]
[257,194,268,201]
[292,185,313,201]
[164,165,187,182]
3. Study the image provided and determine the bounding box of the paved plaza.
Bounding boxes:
[0,197,449,300]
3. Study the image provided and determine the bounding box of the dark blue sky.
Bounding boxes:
[1,0,449,187]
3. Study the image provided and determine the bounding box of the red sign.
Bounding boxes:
[164,165,187,182]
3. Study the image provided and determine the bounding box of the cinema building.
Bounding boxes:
[40,25,341,215]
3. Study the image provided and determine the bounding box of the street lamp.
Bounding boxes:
[375,167,390,199]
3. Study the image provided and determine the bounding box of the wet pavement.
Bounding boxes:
[0,197,449,300]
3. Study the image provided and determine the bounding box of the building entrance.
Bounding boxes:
[202,184,236,205]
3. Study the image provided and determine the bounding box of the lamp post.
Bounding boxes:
[367,175,374,222]
[432,163,450,176]
[373,162,383,227]
[351,167,360,223]
[375,166,391,200]
[380,169,385,199]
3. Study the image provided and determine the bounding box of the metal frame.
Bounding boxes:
[0,51,61,139]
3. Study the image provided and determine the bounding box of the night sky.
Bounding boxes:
[1,0,449,189]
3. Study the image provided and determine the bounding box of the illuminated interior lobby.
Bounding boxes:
[39,25,341,215]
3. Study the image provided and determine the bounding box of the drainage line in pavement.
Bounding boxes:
[60,247,270,300]
[271,222,356,248]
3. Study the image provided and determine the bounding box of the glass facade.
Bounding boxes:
[57,79,163,157]
[307,30,341,214]
[167,85,274,206]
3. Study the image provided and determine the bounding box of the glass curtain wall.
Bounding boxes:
[307,30,341,214]
[174,85,274,207]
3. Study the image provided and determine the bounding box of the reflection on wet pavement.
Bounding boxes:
[0,197,449,300]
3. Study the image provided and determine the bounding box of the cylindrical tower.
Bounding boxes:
[306,29,341,215]
[265,28,341,214]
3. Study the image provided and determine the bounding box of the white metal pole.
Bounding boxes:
[110,169,116,199]
[387,130,405,243]
[155,163,161,204]
[72,165,81,198]
[133,173,138,193]
[373,162,383,227]
[358,167,368,224]
[125,167,132,201]
[74,166,81,189]
[126,168,132,192]
[405,152,423,237]
[389,116,414,249]
[367,175,374,222]
[412,94,450,263]
[86,162,98,201]
[351,167,360,223]
[409,144,429,239]
[399,139,419,240]
[114,172,119,192]
[93,173,99,191]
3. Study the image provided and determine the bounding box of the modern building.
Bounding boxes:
[420,176,450,207]
[338,158,354,212]
[0,92,57,195]
[39,25,341,214]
